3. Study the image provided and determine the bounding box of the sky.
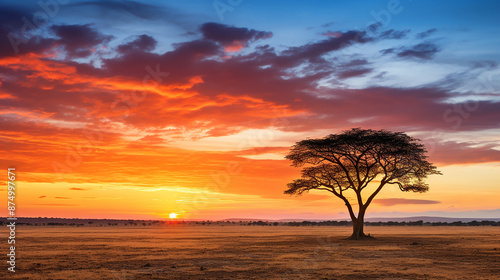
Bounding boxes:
[1,0,499,220]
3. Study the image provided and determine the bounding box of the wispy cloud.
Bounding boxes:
[374,198,441,206]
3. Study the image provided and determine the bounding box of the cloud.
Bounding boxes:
[69,187,90,191]
[321,31,342,38]
[137,134,167,144]
[341,59,370,68]
[38,196,46,199]
[54,197,72,199]
[379,29,410,39]
[0,6,56,58]
[321,22,335,28]
[428,141,500,165]
[374,198,441,206]
[51,24,113,58]
[117,34,157,54]
[278,30,372,68]
[200,22,272,52]
[381,42,440,60]
[232,146,290,156]
[67,0,199,31]
[334,59,374,79]
[337,68,373,79]
[416,28,438,39]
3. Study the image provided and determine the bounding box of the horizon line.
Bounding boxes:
[4,215,500,221]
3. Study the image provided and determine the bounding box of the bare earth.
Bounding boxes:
[2,226,499,279]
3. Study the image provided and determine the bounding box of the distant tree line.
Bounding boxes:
[1,220,499,227]
[244,220,500,227]
[284,220,500,227]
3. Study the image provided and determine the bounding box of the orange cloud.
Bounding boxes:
[224,42,245,52]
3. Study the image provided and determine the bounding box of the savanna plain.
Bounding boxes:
[2,225,499,279]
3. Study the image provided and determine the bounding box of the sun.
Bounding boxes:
[169,213,178,219]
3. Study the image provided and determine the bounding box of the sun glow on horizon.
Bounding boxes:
[169,213,178,219]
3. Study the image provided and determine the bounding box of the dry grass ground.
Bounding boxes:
[1,225,499,279]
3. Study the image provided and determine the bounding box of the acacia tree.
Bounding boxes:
[285,128,441,239]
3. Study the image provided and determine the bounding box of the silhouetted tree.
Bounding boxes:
[285,128,441,239]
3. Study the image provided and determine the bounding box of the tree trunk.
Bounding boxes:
[349,208,371,240]
[349,218,365,239]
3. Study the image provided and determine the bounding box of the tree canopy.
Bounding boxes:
[285,128,441,239]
